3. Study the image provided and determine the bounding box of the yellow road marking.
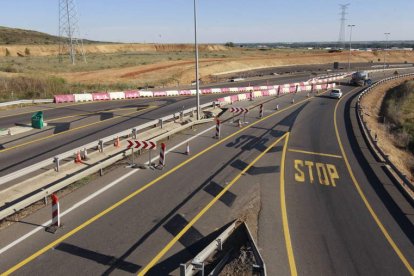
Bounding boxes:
[334,89,414,274]
[138,133,289,275]
[280,133,298,276]
[0,99,137,120]
[1,91,320,275]
[288,148,342,159]
[0,106,156,154]
[46,107,140,122]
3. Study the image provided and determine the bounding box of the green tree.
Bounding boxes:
[225,42,235,47]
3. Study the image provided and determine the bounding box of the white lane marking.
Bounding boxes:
[0,124,216,255]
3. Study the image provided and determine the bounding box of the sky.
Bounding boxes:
[0,0,413,43]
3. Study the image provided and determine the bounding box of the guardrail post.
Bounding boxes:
[53,156,60,172]
[132,128,137,139]
[159,119,163,129]
[180,110,184,122]
[98,140,104,152]
[180,264,187,276]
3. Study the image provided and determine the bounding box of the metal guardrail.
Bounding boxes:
[356,73,414,199]
[0,101,215,187]
[0,99,53,107]
[0,115,216,221]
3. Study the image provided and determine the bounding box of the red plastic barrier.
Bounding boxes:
[289,87,297,93]
[253,86,261,91]
[201,89,212,94]
[179,90,192,95]
[217,98,226,102]
[262,90,270,96]
[153,91,167,97]
[92,92,110,101]
[54,94,75,103]
[124,90,140,99]
[230,95,239,102]
[221,88,230,92]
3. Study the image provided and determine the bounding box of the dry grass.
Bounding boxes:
[360,77,414,181]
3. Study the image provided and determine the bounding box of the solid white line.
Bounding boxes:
[0,124,216,255]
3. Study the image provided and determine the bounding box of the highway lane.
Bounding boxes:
[0,73,311,129]
[284,85,414,275]
[0,74,315,178]
[0,90,307,274]
[1,81,413,275]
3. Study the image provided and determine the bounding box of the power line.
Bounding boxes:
[58,0,86,64]
[338,3,350,49]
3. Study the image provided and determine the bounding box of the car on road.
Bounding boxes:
[330,88,342,99]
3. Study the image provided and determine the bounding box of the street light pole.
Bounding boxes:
[383,32,391,71]
[193,0,200,120]
[347,24,355,72]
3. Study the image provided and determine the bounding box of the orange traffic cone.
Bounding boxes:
[114,136,120,148]
[75,151,82,164]
[185,142,190,155]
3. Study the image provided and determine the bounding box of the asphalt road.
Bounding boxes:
[0,73,315,177]
[0,69,413,275]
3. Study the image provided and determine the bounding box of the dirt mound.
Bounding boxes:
[0,43,227,57]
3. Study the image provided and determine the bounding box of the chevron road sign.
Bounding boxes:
[229,107,249,113]
[127,140,157,150]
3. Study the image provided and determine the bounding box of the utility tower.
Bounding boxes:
[337,3,350,49]
[58,0,86,64]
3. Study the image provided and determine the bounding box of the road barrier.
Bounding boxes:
[52,78,344,104]
[217,83,336,105]
[186,142,190,155]
[159,143,166,168]
[51,194,60,227]
[356,73,414,202]
[215,119,221,139]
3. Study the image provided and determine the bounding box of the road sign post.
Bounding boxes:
[127,140,157,169]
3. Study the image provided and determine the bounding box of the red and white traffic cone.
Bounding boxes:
[159,143,166,168]
[185,142,190,155]
[215,119,221,139]
[114,136,120,148]
[51,194,60,228]
[75,151,82,164]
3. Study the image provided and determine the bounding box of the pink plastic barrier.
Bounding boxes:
[201,89,212,94]
[179,90,192,95]
[253,86,261,91]
[54,94,75,103]
[262,91,270,96]
[124,90,140,99]
[230,95,239,102]
[289,87,297,93]
[153,91,167,97]
[92,92,110,101]
[221,88,230,92]
[217,97,226,103]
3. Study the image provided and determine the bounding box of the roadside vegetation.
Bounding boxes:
[381,80,414,154]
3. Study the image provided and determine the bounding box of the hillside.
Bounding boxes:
[0,26,100,45]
